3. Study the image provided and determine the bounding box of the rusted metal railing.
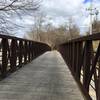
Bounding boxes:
[0,34,51,78]
[58,33,100,100]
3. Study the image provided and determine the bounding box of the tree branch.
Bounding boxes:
[0,0,18,11]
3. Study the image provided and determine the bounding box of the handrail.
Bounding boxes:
[0,34,51,78]
[58,33,100,100]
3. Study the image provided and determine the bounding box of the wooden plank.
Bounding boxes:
[0,51,84,100]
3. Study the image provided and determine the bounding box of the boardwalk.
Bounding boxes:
[0,51,84,100]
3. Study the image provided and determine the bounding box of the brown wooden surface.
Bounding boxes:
[58,33,100,100]
[0,34,51,79]
[0,51,84,100]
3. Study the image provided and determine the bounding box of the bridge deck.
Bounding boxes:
[0,51,84,100]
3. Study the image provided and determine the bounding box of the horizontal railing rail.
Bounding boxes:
[0,34,51,78]
[58,33,100,100]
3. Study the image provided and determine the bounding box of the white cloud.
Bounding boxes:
[41,0,82,17]
[40,0,100,34]
[9,0,100,37]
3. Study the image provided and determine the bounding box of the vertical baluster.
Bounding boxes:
[83,40,92,92]
[34,42,36,58]
[10,39,17,72]
[24,41,27,63]
[30,41,34,60]
[35,43,38,57]
[72,42,75,73]
[68,43,70,66]
[69,42,71,67]
[67,43,69,64]
[1,38,8,77]
[98,57,100,100]
[22,41,24,64]
[71,43,73,68]
[70,42,72,67]
[28,41,31,62]
[64,45,67,62]
[19,40,23,67]
[27,41,29,62]
[76,42,83,80]
[30,41,32,61]
[31,42,34,59]
[74,42,77,73]
[87,43,100,100]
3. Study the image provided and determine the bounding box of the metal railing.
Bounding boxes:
[0,34,51,78]
[58,33,100,100]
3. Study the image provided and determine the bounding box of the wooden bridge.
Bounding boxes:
[0,33,100,100]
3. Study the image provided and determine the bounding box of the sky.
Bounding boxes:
[13,0,100,37]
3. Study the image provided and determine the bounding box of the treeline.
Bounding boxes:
[24,13,80,48]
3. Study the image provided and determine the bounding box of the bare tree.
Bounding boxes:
[86,20,100,35]
[0,0,41,35]
[92,20,100,33]
[26,15,80,48]
[67,18,80,39]
[33,12,46,41]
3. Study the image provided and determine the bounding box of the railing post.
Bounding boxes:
[24,41,27,63]
[10,39,17,72]
[83,40,93,92]
[30,41,34,60]
[88,43,100,100]
[70,43,73,68]
[0,34,51,79]
[76,42,83,80]
[34,43,38,58]
[31,42,34,60]
[28,41,31,62]
[18,40,23,67]
[98,62,100,100]
[74,42,77,73]
[27,41,29,62]
[58,33,100,100]
[72,42,76,73]
[1,38,8,77]
[69,42,72,67]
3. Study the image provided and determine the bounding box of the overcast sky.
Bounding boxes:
[14,0,100,37]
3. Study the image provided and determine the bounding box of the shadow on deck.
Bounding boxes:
[0,51,84,100]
